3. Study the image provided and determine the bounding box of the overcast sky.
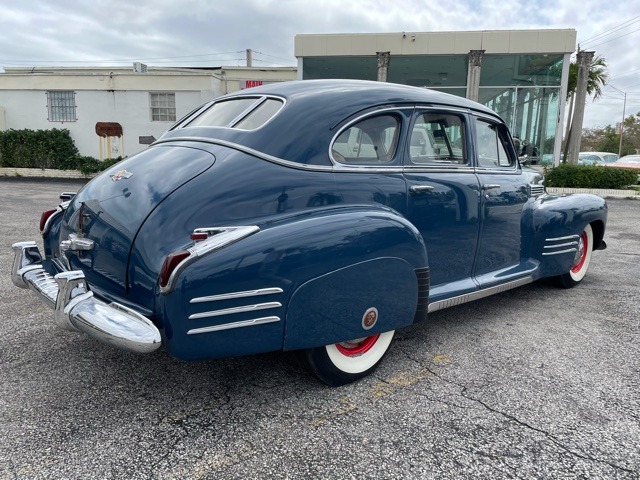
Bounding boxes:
[1,0,639,129]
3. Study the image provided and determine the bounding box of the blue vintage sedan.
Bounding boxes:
[11,80,607,386]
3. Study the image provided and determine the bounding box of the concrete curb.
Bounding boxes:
[546,187,640,199]
[0,167,95,179]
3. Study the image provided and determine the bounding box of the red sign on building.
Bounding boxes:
[239,80,273,90]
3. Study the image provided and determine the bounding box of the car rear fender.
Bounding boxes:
[157,206,429,360]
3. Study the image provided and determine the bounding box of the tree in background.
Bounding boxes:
[580,112,640,156]
[563,55,609,161]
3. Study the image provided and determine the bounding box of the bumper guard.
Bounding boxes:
[11,241,161,354]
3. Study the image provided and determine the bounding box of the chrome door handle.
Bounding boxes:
[482,184,501,190]
[410,185,435,194]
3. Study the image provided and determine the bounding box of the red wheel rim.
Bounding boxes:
[571,230,588,273]
[335,334,380,357]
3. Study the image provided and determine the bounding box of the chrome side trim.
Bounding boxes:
[529,184,546,197]
[542,235,580,256]
[187,316,280,335]
[544,242,578,249]
[189,301,282,320]
[542,248,578,256]
[546,234,580,241]
[191,287,283,304]
[152,136,335,172]
[428,276,533,313]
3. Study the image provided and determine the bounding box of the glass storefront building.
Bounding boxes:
[296,31,575,165]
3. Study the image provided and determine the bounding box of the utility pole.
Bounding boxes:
[609,84,627,157]
[566,50,594,165]
[246,49,253,67]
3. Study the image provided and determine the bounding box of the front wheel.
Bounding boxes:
[302,331,395,386]
[556,223,593,288]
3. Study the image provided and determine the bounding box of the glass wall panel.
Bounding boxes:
[479,86,560,164]
[387,55,468,88]
[428,87,467,98]
[481,54,563,87]
[303,56,378,80]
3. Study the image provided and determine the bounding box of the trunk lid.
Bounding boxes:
[60,144,215,300]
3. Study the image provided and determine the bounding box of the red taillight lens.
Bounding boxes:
[159,250,191,288]
[40,209,58,232]
[190,232,208,241]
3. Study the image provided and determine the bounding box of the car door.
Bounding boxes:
[472,115,530,287]
[403,108,481,303]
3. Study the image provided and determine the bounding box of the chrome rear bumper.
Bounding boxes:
[11,241,161,354]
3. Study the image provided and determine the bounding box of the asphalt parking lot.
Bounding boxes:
[1,178,639,479]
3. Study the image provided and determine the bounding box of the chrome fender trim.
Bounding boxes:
[11,242,161,354]
[428,276,533,313]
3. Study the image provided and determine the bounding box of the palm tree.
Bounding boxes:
[564,54,609,161]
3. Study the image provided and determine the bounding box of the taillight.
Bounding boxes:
[190,232,208,241]
[40,209,58,232]
[159,251,191,288]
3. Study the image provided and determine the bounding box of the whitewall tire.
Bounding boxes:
[303,331,395,386]
[557,223,593,288]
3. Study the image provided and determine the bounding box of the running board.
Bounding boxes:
[428,276,533,313]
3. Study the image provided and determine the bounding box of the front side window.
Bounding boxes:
[47,91,76,122]
[331,114,400,164]
[151,93,176,122]
[408,113,466,165]
[476,120,515,168]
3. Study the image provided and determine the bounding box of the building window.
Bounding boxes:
[47,91,76,122]
[151,93,176,122]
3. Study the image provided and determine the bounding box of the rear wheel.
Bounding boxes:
[556,223,593,288]
[303,331,395,386]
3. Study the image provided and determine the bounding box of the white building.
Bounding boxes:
[0,65,296,159]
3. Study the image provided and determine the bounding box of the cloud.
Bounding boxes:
[0,0,638,127]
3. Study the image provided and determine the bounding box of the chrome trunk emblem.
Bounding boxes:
[110,169,133,181]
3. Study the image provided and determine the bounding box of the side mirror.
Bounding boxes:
[519,155,529,165]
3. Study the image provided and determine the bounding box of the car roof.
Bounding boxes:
[232,79,498,114]
[163,79,503,166]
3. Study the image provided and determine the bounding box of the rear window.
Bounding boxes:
[186,97,284,130]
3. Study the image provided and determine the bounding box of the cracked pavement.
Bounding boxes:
[1,179,639,479]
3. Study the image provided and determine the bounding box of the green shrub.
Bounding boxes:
[77,156,122,175]
[545,164,638,189]
[0,128,78,169]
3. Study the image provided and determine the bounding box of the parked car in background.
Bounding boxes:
[10,80,608,386]
[578,152,619,165]
[606,154,640,182]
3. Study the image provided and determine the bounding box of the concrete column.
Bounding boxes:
[376,52,391,82]
[466,50,485,102]
[566,50,594,165]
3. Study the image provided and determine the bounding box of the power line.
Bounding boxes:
[580,16,640,45]
[252,50,295,63]
[583,26,640,49]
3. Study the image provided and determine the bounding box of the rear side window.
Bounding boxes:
[331,114,400,165]
[476,120,515,168]
[408,113,467,166]
[186,97,283,130]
